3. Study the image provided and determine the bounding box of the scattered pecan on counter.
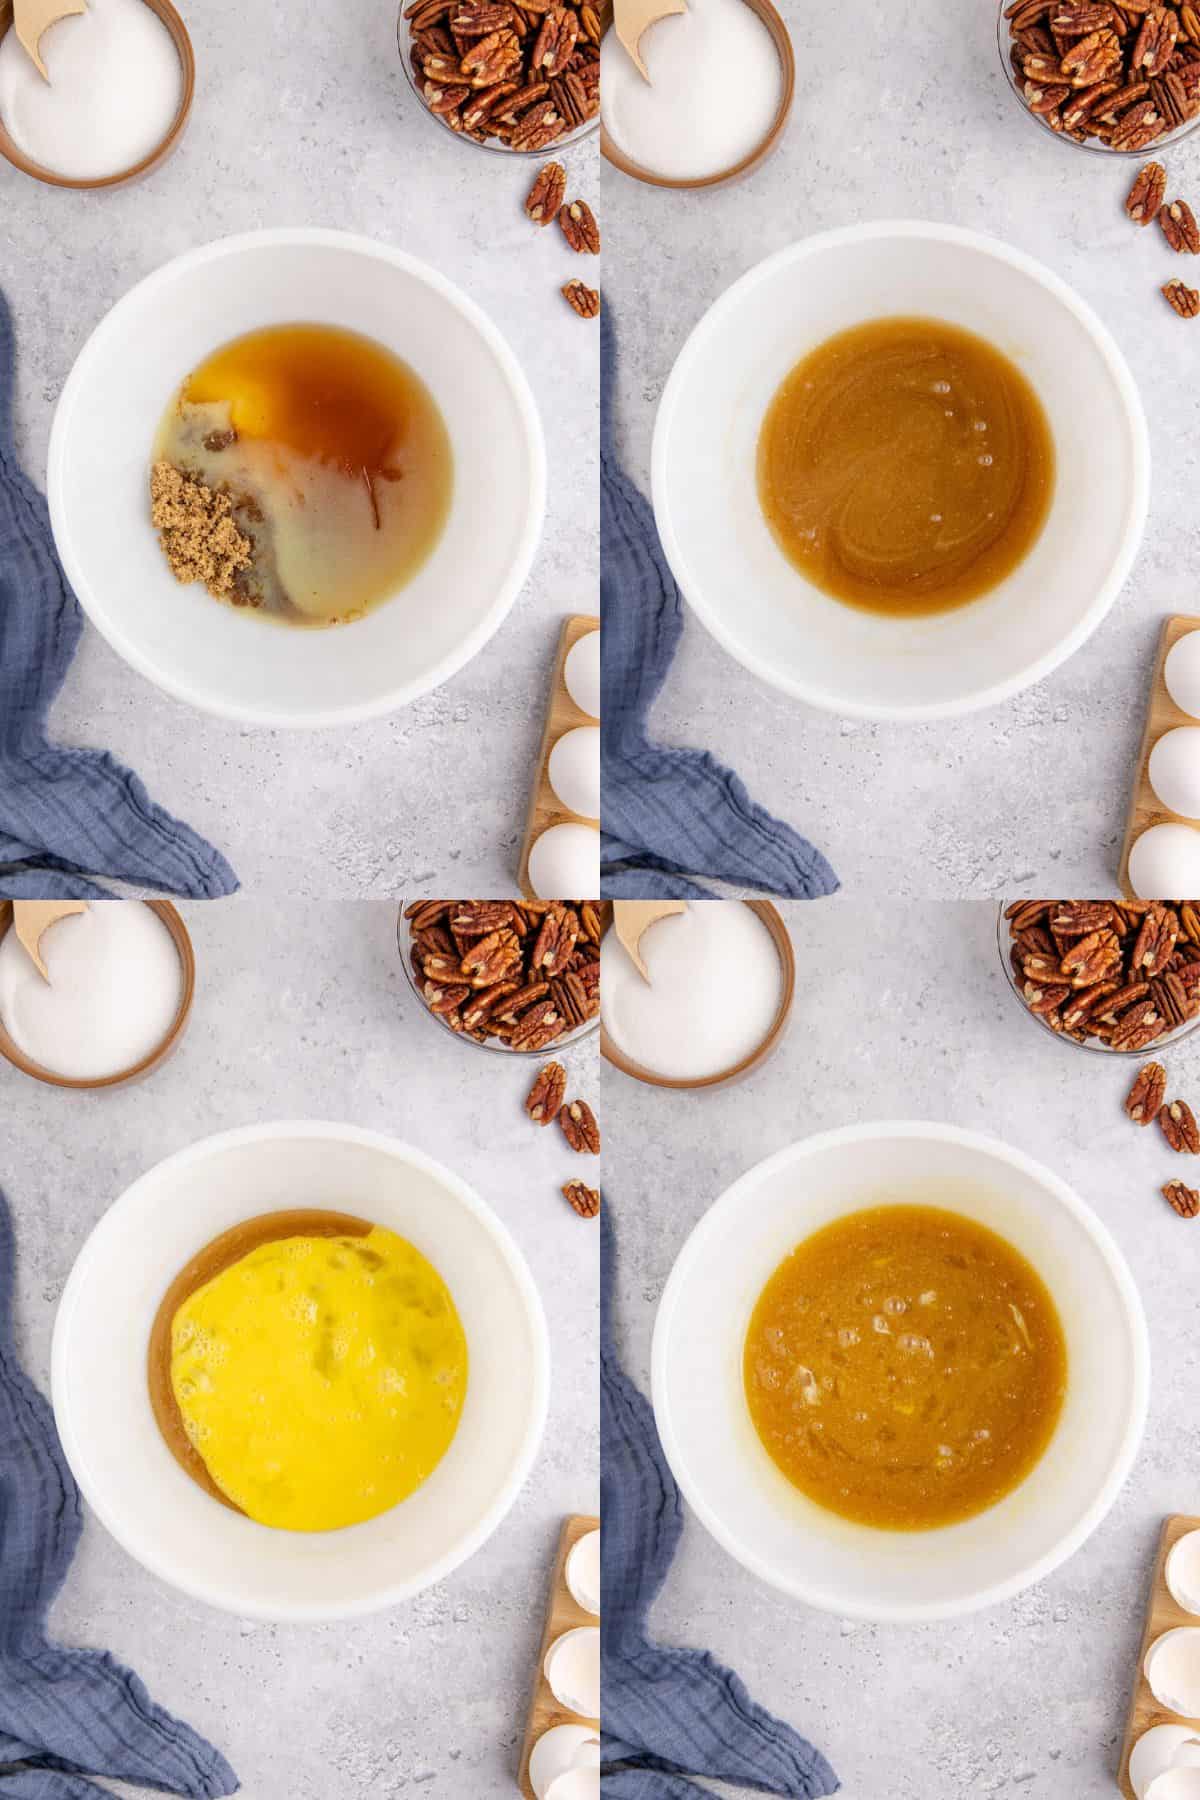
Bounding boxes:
[1164,1178,1200,1216]
[563,1180,600,1218]
[562,279,600,319]
[405,899,600,1049]
[405,0,601,149]
[1004,900,1200,1048]
[1162,195,1200,248]
[559,198,599,253]
[1127,159,1168,221]
[1005,0,1200,147]
[525,159,566,223]
[1125,1060,1168,1123]
[560,1097,600,1153]
[1164,275,1200,312]
[525,1060,567,1124]
[1161,1097,1200,1151]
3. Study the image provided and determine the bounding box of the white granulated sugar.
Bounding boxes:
[600,0,783,181]
[601,901,783,1080]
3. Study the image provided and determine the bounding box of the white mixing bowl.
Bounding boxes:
[652,1121,1148,1622]
[52,1122,549,1620]
[47,229,546,726]
[651,222,1149,720]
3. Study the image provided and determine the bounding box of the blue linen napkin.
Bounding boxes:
[601,1206,839,1799]
[0,1185,238,1799]
[600,306,838,902]
[0,290,238,900]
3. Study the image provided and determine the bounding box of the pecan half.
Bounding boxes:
[509,97,564,149]
[1109,96,1165,146]
[1125,1060,1168,1123]
[559,198,600,254]
[1162,1097,1200,1151]
[1133,4,1179,72]
[560,1098,600,1154]
[562,1180,600,1219]
[1164,1179,1200,1216]
[525,1060,567,1125]
[562,279,600,319]
[532,5,578,75]
[1161,197,1200,250]
[1126,159,1167,220]
[509,998,564,1052]
[524,160,566,224]
[1164,276,1200,314]
[1061,928,1123,986]
[1133,903,1180,975]
[1062,26,1124,80]
[461,928,523,986]
[1109,997,1164,1050]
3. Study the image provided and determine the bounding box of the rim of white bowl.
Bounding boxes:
[650,220,1152,723]
[650,1119,1150,1622]
[46,228,548,729]
[50,1120,551,1621]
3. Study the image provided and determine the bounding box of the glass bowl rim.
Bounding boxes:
[395,5,599,158]
[396,903,600,1056]
[994,1,1200,159]
[995,901,1200,1056]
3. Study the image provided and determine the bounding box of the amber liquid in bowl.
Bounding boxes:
[756,316,1055,617]
[154,323,453,626]
[744,1203,1067,1530]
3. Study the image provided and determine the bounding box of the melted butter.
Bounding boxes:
[756,316,1055,617]
[153,323,452,626]
[165,1218,467,1532]
[744,1204,1067,1531]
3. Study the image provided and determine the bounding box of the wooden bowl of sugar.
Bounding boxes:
[600,899,795,1090]
[0,900,195,1090]
[0,0,194,191]
[600,0,794,191]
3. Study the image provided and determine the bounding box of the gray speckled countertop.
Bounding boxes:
[1,0,597,896]
[603,0,1200,897]
[602,897,1200,1799]
[0,900,598,1797]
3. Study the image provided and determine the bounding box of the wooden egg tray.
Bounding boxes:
[1118,1513,1200,1797]
[1119,615,1200,900]
[517,1513,600,1799]
[518,615,600,903]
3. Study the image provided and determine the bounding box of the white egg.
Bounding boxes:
[1131,1726,1200,1800]
[546,1771,600,1800]
[565,1527,601,1615]
[549,727,601,821]
[1149,728,1200,819]
[528,823,600,900]
[1167,1531,1200,1616]
[529,1725,600,1800]
[543,1625,600,1717]
[564,629,600,718]
[1146,1772,1200,1800]
[1145,1628,1200,1715]
[1166,631,1200,720]
[1128,823,1200,899]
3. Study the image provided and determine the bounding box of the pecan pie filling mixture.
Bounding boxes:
[757,316,1055,617]
[151,323,452,626]
[744,1204,1068,1531]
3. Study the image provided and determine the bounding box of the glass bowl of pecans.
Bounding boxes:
[398,899,603,1054]
[398,0,603,155]
[998,0,1200,156]
[998,899,1200,1055]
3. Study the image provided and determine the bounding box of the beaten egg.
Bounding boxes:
[151,1210,467,1532]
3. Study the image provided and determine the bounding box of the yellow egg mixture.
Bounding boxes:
[166,1220,467,1532]
[744,1204,1067,1531]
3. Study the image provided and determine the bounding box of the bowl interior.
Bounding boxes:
[52,1125,548,1619]
[652,1124,1147,1620]
[47,231,545,725]
[652,225,1148,720]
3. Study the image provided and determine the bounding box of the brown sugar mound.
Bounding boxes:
[150,461,252,600]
